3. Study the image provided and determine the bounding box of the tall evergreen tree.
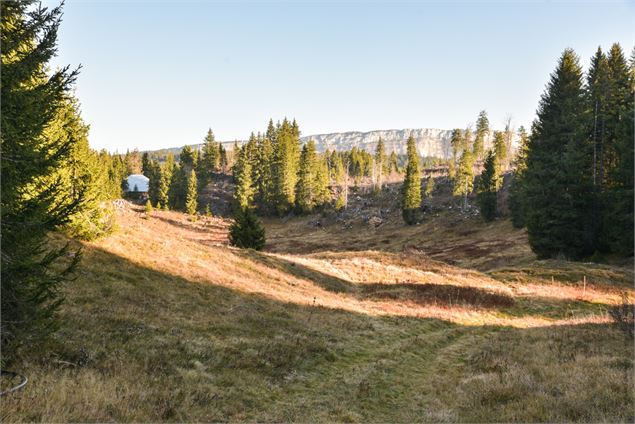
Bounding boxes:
[271,118,300,214]
[374,137,386,190]
[232,144,254,210]
[48,97,115,241]
[604,44,634,254]
[185,169,198,215]
[449,128,463,165]
[453,149,475,209]
[401,135,422,224]
[158,157,173,209]
[473,110,489,161]
[295,141,315,213]
[477,150,500,221]
[147,160,161,206]
[389,151,399,174]
[524,49,594,259]
[253,133,274,213]
[508,126,530,228]
[197,128,219,191]
[492,131,507,171]
[1,1,82,353]
[219,144,228,173]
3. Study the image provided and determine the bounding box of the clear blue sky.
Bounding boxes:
[47,0,634,152]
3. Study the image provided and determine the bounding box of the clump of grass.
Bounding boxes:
[609,292,635,338]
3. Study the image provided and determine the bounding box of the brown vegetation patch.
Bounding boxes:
[360,282,515,309]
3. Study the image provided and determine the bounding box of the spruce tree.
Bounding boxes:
[219,144,228,173]
[604,44,634,254]
[1,1,82,353]
[295,140,318,213]
[197,128,219,191]
[314,154,331,207]
[272,118,300,214]
[453,149,475,209]
[524,49,594,259]
[51,97,115,241]
[473,110,489,161]
[185,169,198,215]
[493,131,507,172]
[401,135,422,224]
[147,160,161,206]
[477,150,500,221]
[232,144,254,209]
[508,126,529,228]
[374,137,386,190]
[159,155,174,209]
[229,207,266,250]
[449,128,463,165]
[389,151,399,174]
[254,133,274,213]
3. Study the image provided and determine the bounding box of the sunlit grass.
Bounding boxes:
[2,204,632,422]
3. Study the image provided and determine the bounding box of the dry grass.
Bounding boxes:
[1,203,633,422]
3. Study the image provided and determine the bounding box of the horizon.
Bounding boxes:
[47,1,634,152]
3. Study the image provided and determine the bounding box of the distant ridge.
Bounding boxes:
[148,127,512,159]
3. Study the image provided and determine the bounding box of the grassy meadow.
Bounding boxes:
[1,203,633,422]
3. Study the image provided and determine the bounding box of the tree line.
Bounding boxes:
[510,44,634,259]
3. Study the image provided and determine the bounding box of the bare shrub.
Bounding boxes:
[609,293,635,338]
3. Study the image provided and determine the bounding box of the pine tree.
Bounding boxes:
[389,151,399,174]
[185,169,198,215]
[1,1,82,353]
[604,44,634,254]
[314,154,331,207]
[509,126,529,228]
[43,96,116,241]
[524,49,594,259]
[272,118,300,214]
[219,144,228,173]
[425,175,435,198]
[295,140,318,213]
[197,128,219,191]
[147,160,161,206]
[232,144,254,209]
[493,131,507,172]
[453,149,475,209]
[145,199,153,214]
[473,111,489,161]
[586,48,611,247]
[179,145,197,171]
[374,137,386,190]
[229,207,266,250]
[254,133,274,213]
[477,150,500,221]
[159,155,174,209]
[449,128,463,165]
[401,135,422,224]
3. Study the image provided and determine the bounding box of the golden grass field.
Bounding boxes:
[2,202,633,422]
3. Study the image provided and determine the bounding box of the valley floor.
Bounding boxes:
[2,203,634,422]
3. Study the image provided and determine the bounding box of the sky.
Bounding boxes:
[46,0,634,152]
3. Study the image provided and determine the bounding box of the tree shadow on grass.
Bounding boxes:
[234,249,612,316]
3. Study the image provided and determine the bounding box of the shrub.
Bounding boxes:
[229,208,266,250]
[609,293,634,338]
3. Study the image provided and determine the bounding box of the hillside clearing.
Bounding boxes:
[2,204,633,422]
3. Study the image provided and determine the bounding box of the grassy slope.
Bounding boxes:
[2,204,633,422]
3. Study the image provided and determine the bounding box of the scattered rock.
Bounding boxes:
[368,216,383,228]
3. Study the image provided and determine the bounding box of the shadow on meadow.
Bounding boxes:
[2,243,632,423]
